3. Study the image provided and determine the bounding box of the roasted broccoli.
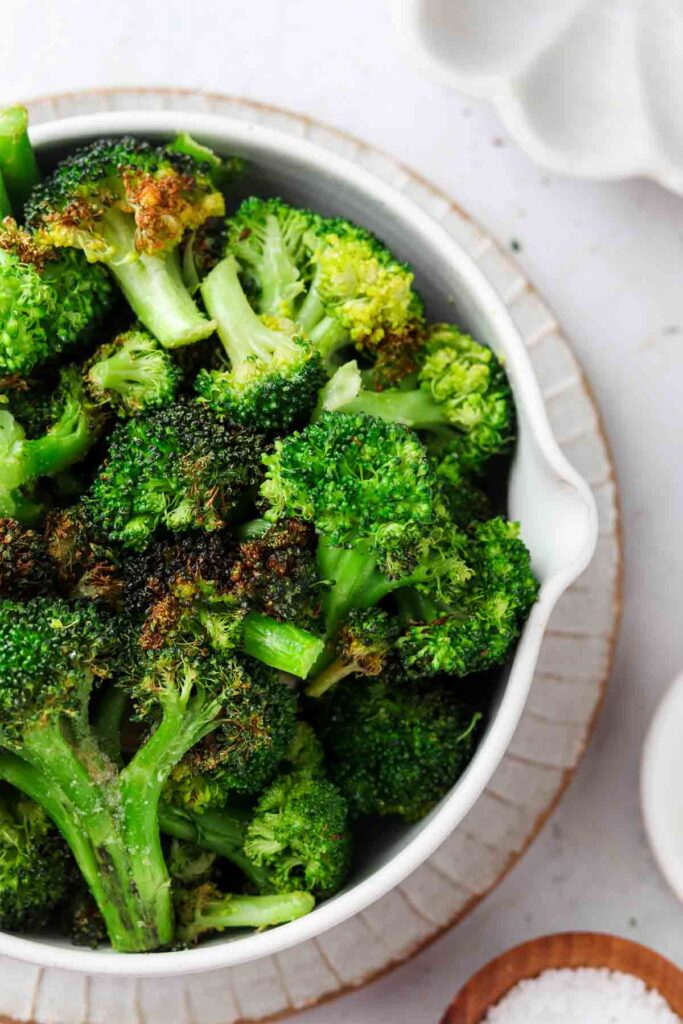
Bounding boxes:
[86,329,180,416]
[0,367,103,523]
[0,784,70,930]
[196,253,326,429]
[26,137,224,348]
[174,884,314,945]
[0,217,113,377]
[322,325,514,472]
[318,678,481,821]
[0,105,40,211]
[306,607,398,697]
[0,517,55,597]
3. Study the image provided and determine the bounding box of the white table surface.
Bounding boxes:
[2,1,682,1020]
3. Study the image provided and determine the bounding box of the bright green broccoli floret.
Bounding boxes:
[26,137,224,348]
[86,399,266,550]
[0,218,113,376]
[196,254,326,429]
[244,771,351,898]
[86,329,180,416]
[0,367,103,523]
[226,198,424,367]
[397,517,539,677]
[261,412,470,642]
[318,678,481,821]
[174,884,314,945]
[0,105,40,211]
[0,785,69,930]
[326,324,514,473]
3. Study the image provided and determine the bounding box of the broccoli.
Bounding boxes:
[174,884,314,945]
[397,517,539,677]
[0,597,309,952]
[260,412,470,644]
[0,367,103,523]
[317,678,481,821]
[0,173,10,220]
[85,399,267,550]
[0,517,55,597]
[0,217,113,377]
[226,198,424,367]
[0,784,69,930]
[306,608,398,697]
[0,106,40,212]
[323,325,514,473]
[86,329,180,417]
[196,254,326,429]
[25,137,224,348]
[122,531,324,678]
[159,763,351,898]
[63,887,107,948]
[44,504,123,604]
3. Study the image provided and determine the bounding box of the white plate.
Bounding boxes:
[395,0,683,196]
[642,671,683,903]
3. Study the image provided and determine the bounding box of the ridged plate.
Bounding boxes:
[0,88,621,1024]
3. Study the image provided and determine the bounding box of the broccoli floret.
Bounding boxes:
[0,784,69,930]
[44,504,122,604]
[261,412,470,644]
[318,678,481,821]
[226,198,424,367]
[167,838,217,888]
[283,721,326,777]
[0,596,309,952]
[63,887,107,948]
[123,532,324,678]
[26,137,224,348]
[196,254,326,429]
[86,400,266,550]
[0,218,113,377]
[306,608,399,697]
[0,367,103,523]
[0,517,56,597]
[326,325,514,473]
[0,105,40,211]
[244,772,351,898]
[163,660,298,808]
[397,517,539,677]
[174,883,313,945]
[160,764,351,899]
[430,444,492,530]
[86,329,180,417]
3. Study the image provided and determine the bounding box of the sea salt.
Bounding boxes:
[484,967,680,1024]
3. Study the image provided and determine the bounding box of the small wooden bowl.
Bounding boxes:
[441,932,683,1023]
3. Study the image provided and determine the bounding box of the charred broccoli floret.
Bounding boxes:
[324,325,514,473]
[318,678,481,821]
[86,329,180,417]
[0,217,113,377]
[305,607,399,697]
[0,517,55,597]
[397,517,539,677]
[0,784,70,930]
[44,504,122,604]
[196,254,326,429]
[26,137,224,348]
[0,367,103,523]
[86,400,267,550]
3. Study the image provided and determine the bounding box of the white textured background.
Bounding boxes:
[2,1,682,1020]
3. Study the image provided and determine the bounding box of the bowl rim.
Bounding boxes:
[0,109,598,976]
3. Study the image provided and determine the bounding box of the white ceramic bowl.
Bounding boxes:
[641,670,683,903]
[2,111,597,976]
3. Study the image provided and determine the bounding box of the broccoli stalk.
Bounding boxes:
[174,885,314,944]
[26,138,225,348]
[0,106,40,212]
[196,255,325,429]
[0,172,11,219]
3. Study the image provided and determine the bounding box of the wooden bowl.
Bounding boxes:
[441,932,683,1023]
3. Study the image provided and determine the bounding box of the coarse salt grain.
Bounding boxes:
[484,967,680,1024]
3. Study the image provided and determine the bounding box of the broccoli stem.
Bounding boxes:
[342,386,448,432]
[317,539,391,637]
[305,658,357,698]
[200,255,298,365]
[177,890,314,942]
[102,210,216,349]
[242,611,325,678]
[0,170,11,219]
[0,106,40,212]
[158,802,267,889]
